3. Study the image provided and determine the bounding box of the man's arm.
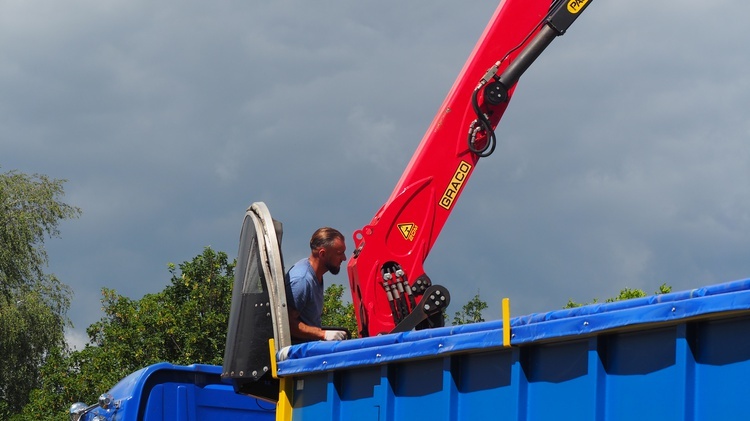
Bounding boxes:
[288,307,326,341]
[288,307,347,341]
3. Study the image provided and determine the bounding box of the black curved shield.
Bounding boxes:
[222,203,288,402]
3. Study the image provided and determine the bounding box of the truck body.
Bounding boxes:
[77,278,750,420]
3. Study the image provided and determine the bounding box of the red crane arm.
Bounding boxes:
[347,0,592,337]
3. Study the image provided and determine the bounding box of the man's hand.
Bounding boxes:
[323,330,347,341]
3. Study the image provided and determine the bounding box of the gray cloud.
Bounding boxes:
[2,0,749,346]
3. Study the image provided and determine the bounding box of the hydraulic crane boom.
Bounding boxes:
[347,0,593,337]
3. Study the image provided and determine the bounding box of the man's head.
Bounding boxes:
[310,227,347,275]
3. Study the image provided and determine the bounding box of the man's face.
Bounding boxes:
[323,237,347,275]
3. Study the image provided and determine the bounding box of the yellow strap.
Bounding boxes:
[277,377,293,421]
[502,298,511,347]
[269,338,293,421]
[268,338,279,379]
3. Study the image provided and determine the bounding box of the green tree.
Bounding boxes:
[86,247,235,367]
[16,247,235,420]
[452,293,489,325]
[322,283,357,337]
[0,169,79,417]
[565,283,672,309]
[0,170,81,294]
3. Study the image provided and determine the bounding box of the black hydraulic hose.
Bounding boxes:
[468,87,497,157]
[467,6,562,159]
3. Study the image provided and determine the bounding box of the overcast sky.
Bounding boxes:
[3,0,749,350]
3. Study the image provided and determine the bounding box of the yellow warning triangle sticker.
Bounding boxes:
[397,223,416,241]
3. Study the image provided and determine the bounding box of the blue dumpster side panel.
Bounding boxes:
[693,317,750,419]
[279,279,750,420]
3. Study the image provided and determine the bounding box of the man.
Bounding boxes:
[286,227,348,342]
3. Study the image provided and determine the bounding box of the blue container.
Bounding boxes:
[277,279,750,420]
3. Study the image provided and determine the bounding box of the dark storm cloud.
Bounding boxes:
[1,0,749,348]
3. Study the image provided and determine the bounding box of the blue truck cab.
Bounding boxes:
[69,363,275,420]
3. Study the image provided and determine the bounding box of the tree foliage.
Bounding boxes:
[321,283,358,337]
[15,247,235,420]
[91,247,235,365]
[452,293,489,325]
[0,169,78,417]
[0,277,71,418]
[564,283,673,308]
[0,170,81,294]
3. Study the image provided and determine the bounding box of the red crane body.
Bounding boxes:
[347,0,592,337]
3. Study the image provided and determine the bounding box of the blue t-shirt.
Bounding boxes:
[286,258,324,328]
